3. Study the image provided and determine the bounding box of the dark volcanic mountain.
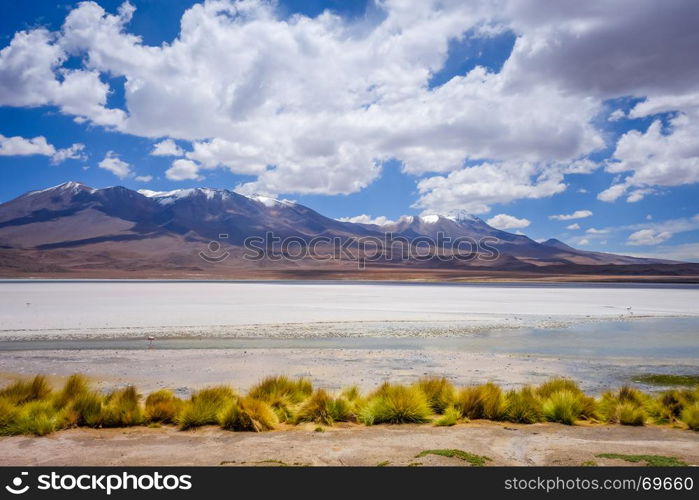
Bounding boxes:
[0,182,691,279]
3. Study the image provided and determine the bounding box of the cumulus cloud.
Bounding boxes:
[166,158,201,181]
[134,175,153,182]
[627,229,672,246]
[337,214,395,226]
[0,28,125,127]
[486,213,531,230]
[1,0,698,208]
[0,134,55,157]
[599,109,699,202]
[549,210,593,221]
[566,223,580,230]
[98,151,131,178]
[0,134,85,164]
[151,139,184,157]
[608,109,626,121]
[414,161,566,215]
[586,228,608,235]
[50,143,86,164]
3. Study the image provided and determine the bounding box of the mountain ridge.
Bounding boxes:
[0,181,692,279]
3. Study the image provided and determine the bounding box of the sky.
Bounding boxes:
[0,0,698,261]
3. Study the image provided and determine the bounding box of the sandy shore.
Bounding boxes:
[2,422,697,466]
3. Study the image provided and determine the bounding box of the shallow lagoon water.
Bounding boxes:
[1,317,698,360]
[0,281,697,392]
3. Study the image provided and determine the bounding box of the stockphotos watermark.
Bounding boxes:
[4,470,192,496]
[199,231,501,269]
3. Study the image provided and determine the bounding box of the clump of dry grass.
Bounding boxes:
[681,402,699,431]
[414,377,456,414]
[100,386,144,427]
[145,390,183,424]
[650,389,698,424]
[296,389,355,425]
[505,386,543,424]
[219,397,278,432]
[54,374,90,409]
[69,391,104,427]
[536,378,582,399]
[0,375,52,405]
[541,390,585,425]
[598,386,648,425]
[433,406,461,426]
[3,400,68,436]
[248,376,313,422]
[176,386,236,430]
[358,384,431,425]
[455,383,507,421]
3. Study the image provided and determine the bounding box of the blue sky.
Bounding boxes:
[1,0,698,260]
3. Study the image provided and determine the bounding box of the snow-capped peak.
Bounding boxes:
[27,181,94,197]
[251,195,295,208]
[137,187,233,205]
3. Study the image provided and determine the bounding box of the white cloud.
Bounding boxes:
[0,134,55,156]
[1,0,698,208]
[0,0,606,203]
[166,158,201,181]
[549,209,593,221]
[586,227,608,234]
[414,161,567,215]
[599,111,699,202]
[566,223,580,230]
[608,109,626,121]
[134,175,153,182]
[0,134,85,164]
[627,229,672,246]
[486,213,531,230]
[577,238,590,246]
[50,143,86,164]
[98,151,131,178]
[0,28,125,127]
[337,214,395,226]
[151,139,184,157]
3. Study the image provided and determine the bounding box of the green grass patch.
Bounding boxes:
[595,453,688,467]
[376,460,390,467]
[632,374,699,386]
[415,449,491,467]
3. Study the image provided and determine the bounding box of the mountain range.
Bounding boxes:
[0,182,696,280]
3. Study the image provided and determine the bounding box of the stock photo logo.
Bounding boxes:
[3,471,193,496]
[5,472,29,495]
[199,234,231,263]
[198,231,501,269]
